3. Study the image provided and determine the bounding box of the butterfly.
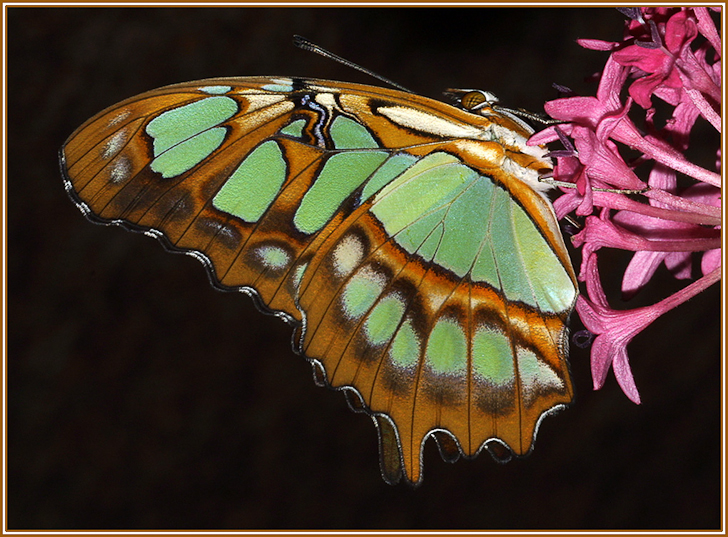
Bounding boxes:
[60,76,578,486]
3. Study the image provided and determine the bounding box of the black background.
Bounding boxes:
[7,7,721,530]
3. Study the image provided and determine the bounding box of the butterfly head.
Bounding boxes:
[445,87,553,134]
[444,88,500,112]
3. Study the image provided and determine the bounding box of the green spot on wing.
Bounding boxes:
[511,205,576,313]
[294,151,388,235]
[469,181,500,285]
[389,320,420,369]
[371,152,478,241]
[487,188,535,305]
[280,119,306,137]
[330,115,379,149]
[472,187,576,313]
[472,328,514,386]
[258,245,289,269]
[150,127,226,179]
[200,85,232,95]
[517,347,563,395]
[367,151,573,314]
[416,222,444,262]
[342,270,385,319]
[471,237,499,288]
[146,96,237,156]
[426,318,467,375]
[364,295,405,346]
[262,83,293,92]
[360,153,419,202]
[387,205,447,261]
[212,140,287,222]
[373,152,509,274]
[433,179,494,277]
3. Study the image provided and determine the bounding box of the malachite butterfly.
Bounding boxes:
[60,76,578,486]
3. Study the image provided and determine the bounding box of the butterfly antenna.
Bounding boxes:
[492,105,564,126]
[293,35,414,94]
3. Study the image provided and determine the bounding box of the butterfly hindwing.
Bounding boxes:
[61,76,577,485]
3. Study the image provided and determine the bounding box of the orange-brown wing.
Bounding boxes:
[61,76,577,485]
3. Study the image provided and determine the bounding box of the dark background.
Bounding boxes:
[7,7,721,530]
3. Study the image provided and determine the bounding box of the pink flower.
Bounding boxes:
[577,251,721,404]
[529,7,721,403]
[615,175,721,298]
[612,11,698,109]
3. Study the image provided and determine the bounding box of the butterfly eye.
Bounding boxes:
[460,90,487,110]
[459,89,499,111]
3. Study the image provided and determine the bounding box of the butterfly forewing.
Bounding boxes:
[61,76,577,485]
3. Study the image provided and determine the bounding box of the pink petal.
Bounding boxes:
[612,44,669,75]
[610,120,721,187]
[647,162,677,193]
[677,47,722,104]
[664,10,697,53]
[682,84,721,131]
[612,348,641,404]
[612,206,715,239]
[574,214,719,260]
[628,72,670,108]
[596,56,630,107]
[682,181,721,206]
[528,127,559,145]
[574,295,606,335]
[589,332,614,390]
[544,96,602,125]
[694,7,722,56]
[652,83,683,107]
[621,250,666,298]
[701,248,721,275]
[580,251,610,308]
[577,38,619,51]
[663,251,693,279]
[553,190,582,221]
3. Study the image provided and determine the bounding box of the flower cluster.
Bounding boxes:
[530,7,721,404]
